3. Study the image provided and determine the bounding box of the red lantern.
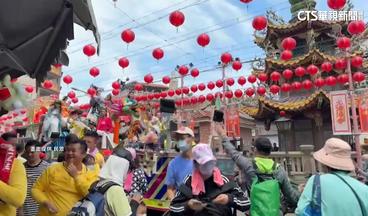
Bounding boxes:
[257,87,266,96]
[13,112,18,117]
[121,29,135,44]
[353,72,365,82]
[175,88,182,95]
[197,33,210,47]
[335,59,347,70]
[175,100,182,107]
[351,56,363,68]
[240,0,252,3]
[314,78,325,88]
[327,0,346,10]
[225,91,233,99]
[326,76,337,86]
[216,80,223,88]
[20,109,27,115]
[245,88,255,97]
[182,87,190,95]
[337,74,349,84]
[144,74,154,84]
[112,89,120,96]
[206,93,215,101]
[280,111,286,117]
[87,88,96,96]
[141,95,147,101]
[221,52,232,64]
[270,71,281,82]
[154,93,161,99]
[72,98,79,104]
[281,83,291,92]
[118,57,129,69]
[234,89,243,98]
[25,86,34,93]
[162,76,171,84]
[270,85,280,94]
[112,81,121,89]
[295,67,306,77]
[321,62,333,73]
[152,48,164,60]
[191,85,198,93]
[248,75,257,84]
[232,60,242,71]
[307,64,318,76]
[302,80,313,90]
[198,95,206,103]
[215,92,223,99]
[191,97,198,104]
[227,78,235,86]
[178,65,189,76]
[148,94,155,100]
[160,92,167,98]
[207,81,215,90]
[168,89,175,97]
[89,67,100,77]
[134,84,143,91]
[281,50,293,61]
[68,91,76,99]
[83,45,96,57]
[63,75,73,85]
[337,37,351,50]
[169,10,185,27]
[22,117,29,122]
[281,37,297,50]
[258,73,268,82]
[348,20,365,35]
[43,80,53,89]
[252,16,267,31]
[238,76,246,86]
[191,68,199,78]
[292,82,302,91]
[283,69,293,80]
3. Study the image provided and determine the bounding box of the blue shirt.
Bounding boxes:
[165,155,193,189]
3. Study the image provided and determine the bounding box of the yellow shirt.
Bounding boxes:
[95,152,105,168]
[0,159,27,216]
[32,162,99,216]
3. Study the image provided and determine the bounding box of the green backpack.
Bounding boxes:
[250,161,280,216]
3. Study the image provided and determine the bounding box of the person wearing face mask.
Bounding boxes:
[165,127,195,201]
[170,144,250,216]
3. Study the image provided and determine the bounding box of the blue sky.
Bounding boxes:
[62,0,368,103]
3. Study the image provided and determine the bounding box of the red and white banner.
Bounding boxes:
[225,106,240,137]
[330,91,351,135]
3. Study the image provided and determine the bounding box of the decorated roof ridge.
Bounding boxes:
[267,19,344,31]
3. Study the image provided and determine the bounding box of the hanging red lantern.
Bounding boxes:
[175,88,182,95]
[216,80,223,88]
[351,56,363,68]
[22,117,29,122]
[83,45,96,57]
[134,84,143,91]
[314,78,325,88]
[154,93,161,99]
[169,10,185,27]
[280,111,286,117]
[118,57,129,69]
[197,33,210,47]
[87,88,96,96]
[270,85,280,94]
[321,62,333,73]
[245,88,255,97]
[198,83,206,91]
[225,91,233,99]
[152,48,164,61]
[292,82,302,91]
[283,69,293,80]
[13,112,18,117]
[327,0,346,10]
[178,65,189,76]
[221,52,232,64]
[72,98,79,104]
[302,80,313,90]
[112,89,120,96]
[270,71,281,82]
[154,102,161,109]
[353,72,365,82]
[337,74,349,84]
[162,76,171,84]
[227,78,235,86]
[232,60,242,71]
[25,86,34,93]
[68,91,76,99]
[216,92,224,99]
[207,81,215,90]
[336,37,351,50]
[248,75,257,84]
[257,86,266,96]
[191,85,198,93]
[326,76,337,86]
[258,73,268,82]
[182,87,190,95]
[294,67,305,77]
[141,95,147,101]
[112,81,121,89]
[160,92,167,98]
[281,50,293,61]
[234,89,243,98]
[348,20,365,35]
[198,95,206,103]
[148,94,155,100]
[43,80,53,89]
[238,76,246,86]
[121,29,135,44]
[175,100,182,107]
[190,68,200,78]
[281,83,292,92]
[240,0,252,3]
[63,75,73,85]
[144,74,154,84]
[252,16,267,31]
[168,89,175,97]
[307,64,318,76]
[20,109,27,115]
[281,37,297,50]
[206,93,215,101]
[191,97,198,104]
[89,67,100,77]
[335,59,347,70]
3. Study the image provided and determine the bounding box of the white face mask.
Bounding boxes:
[198,160,216,178]
[178,140,190,152]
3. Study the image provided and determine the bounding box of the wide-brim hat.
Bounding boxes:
[174,127,194,138]
[313,138,355,171]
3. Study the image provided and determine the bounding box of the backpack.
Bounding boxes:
[250,161,280,216]
[68,180,119,216]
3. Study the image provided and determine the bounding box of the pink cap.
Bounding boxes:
[192,143,216,165]
[126,148,136,160]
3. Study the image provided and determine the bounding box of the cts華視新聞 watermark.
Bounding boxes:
[297,10,364,22]
[30,146,64,152]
